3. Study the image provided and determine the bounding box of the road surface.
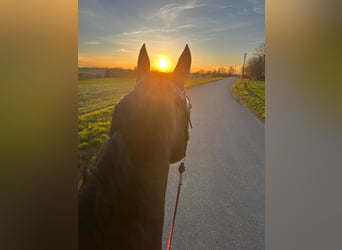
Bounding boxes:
[162,78,264,250]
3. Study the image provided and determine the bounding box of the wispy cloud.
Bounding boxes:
[177,24,196,29]
[122,24,196,37]
[123,29,159,36]
[253,7,264,14]
[155,0,207,20]
[248,0,264,14]
[118,48,133,53]
[83,41,101,45]
[161,24,196,33]
[195,21,254,38]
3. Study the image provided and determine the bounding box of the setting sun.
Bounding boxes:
[157,58,169,71]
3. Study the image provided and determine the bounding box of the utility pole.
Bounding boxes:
[241,52,247,79]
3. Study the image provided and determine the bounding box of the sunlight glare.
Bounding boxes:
[157,58,169,71]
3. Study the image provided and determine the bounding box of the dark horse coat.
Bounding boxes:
[79,44,192,250]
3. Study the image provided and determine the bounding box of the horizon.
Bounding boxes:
[77,65,243,75]
[78,0,264,72]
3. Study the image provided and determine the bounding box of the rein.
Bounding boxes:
[166,86,192,250]
[166,161,186,250]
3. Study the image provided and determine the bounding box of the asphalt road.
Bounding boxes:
[162,78,265,250]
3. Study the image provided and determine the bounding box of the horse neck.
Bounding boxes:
[106,131,170,216]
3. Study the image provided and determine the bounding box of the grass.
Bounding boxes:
[78,78,135,177]
[231,79,265,122]
[78,77,225,177]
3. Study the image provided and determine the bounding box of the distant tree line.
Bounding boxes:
[78,66,241,80]
[78,67,136,79]
[191,65,239,78]
[245,43,265,80]
[104,68,136,78]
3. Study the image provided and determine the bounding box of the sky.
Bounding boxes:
[78,0,264,72]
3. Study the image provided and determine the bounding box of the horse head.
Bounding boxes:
[110,44,192,166]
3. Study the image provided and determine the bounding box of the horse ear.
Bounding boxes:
[173,44,191,88]
[137,44,150,80]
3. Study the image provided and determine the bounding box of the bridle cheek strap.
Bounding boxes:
[173,85,192,129]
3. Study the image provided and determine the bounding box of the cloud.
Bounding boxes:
[83,41,101,45]
[247,0,264,14]
[163,24,196,33]
[203,21,254,34]
[155,0,207,20]
[118,48,133,53]
[122,29,158,36]
[253,7,264,14]
[177,24,196,29]
[122,24,195,36]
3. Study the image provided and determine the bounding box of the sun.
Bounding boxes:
[157,58,169,71]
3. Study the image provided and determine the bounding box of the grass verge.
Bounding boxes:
[231,79,265,122]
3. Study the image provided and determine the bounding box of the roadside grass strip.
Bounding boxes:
[231,79,265,122]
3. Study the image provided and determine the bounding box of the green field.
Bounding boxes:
[78,77,224,177]
[231,79,265,122]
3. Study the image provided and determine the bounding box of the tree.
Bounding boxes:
[228,66,235,76]
[246,43,265,80]
[217,67,226,74]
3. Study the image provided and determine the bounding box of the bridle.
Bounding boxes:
[173,85,193,129]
